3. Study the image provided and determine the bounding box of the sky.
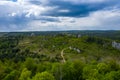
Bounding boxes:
[0,0,120,32]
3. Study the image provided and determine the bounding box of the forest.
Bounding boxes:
[0,31,120,80]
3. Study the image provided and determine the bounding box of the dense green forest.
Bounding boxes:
[0,31,120,80]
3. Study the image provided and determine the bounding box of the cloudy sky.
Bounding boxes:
[0,0,120,32]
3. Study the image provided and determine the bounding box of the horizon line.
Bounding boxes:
[0,30,120,33]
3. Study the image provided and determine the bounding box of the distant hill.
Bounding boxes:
[1,30,120,40]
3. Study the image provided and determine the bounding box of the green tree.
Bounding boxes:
[104,70,120,80]
[97,63,109,74]
[24,58,37,76]
[32,71,55,80]
[82,65,102,80]
[19,68,31,80]
[51,63,62,80]
[72,60,85,80]
[4,70,19,80]
[62,62,76,80]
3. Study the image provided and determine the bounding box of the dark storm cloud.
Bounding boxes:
[40,0,120,17]
[28,1,42,5]
[37,17,60,22]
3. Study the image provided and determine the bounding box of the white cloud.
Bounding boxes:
[21,9,120,31]
[58,9,70,13]
[0,0,53,18]
[9,12,17,16]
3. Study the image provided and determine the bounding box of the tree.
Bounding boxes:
[62,62,76,80]
[32,71,55,80]
[51,63,62,80]
[4,70,19,80]
[82,65,102,80]
[19,68,31,80]
[104,70,120,80]
[97,63,109,74]
[72,60,85,80]
[24,58,37,76]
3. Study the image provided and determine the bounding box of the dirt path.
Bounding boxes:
[61,48,66,63]
[19,42,30,45]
